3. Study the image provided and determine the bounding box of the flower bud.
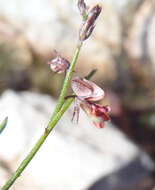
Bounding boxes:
[47,51,70,74]
[77,0,88,20]
[79,5,102,41]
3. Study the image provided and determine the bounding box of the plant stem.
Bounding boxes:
[1,65,96,190]
[1,98,73,190]
[50,41,83,119]
[1,42,83,190]
[0,117,8,134]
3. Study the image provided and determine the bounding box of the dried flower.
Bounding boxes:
[71,77,110,128]
[47,51,70,73]
[71,77,104,101]
[79,5,102,41]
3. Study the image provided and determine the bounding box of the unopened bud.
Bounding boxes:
[77,0,88,20]
[79,5,102,41]
[47,51,70,74]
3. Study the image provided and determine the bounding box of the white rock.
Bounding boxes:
[0,90,149,190]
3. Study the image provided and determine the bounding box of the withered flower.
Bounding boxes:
[71,77,111,128]
[47,51,70,74]
[79,5,102,41]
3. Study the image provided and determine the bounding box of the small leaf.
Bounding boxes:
[0,117,8,134]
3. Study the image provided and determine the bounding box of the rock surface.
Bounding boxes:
[0,90,153,190]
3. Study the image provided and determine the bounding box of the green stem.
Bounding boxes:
[1,98,73,190]
[1,42,83,190]
[0,117,8,134]
[1,66,95,190]
[50,41,83,119]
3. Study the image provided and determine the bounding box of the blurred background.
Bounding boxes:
[0,0,155,189]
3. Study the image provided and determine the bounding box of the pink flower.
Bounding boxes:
[71,77,104,101]
[80,101,111,128]
[71,77,111,128]
[47,50,70,73]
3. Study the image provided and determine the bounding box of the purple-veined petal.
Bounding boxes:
[71,77,104,101]
[80,100,111,128]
